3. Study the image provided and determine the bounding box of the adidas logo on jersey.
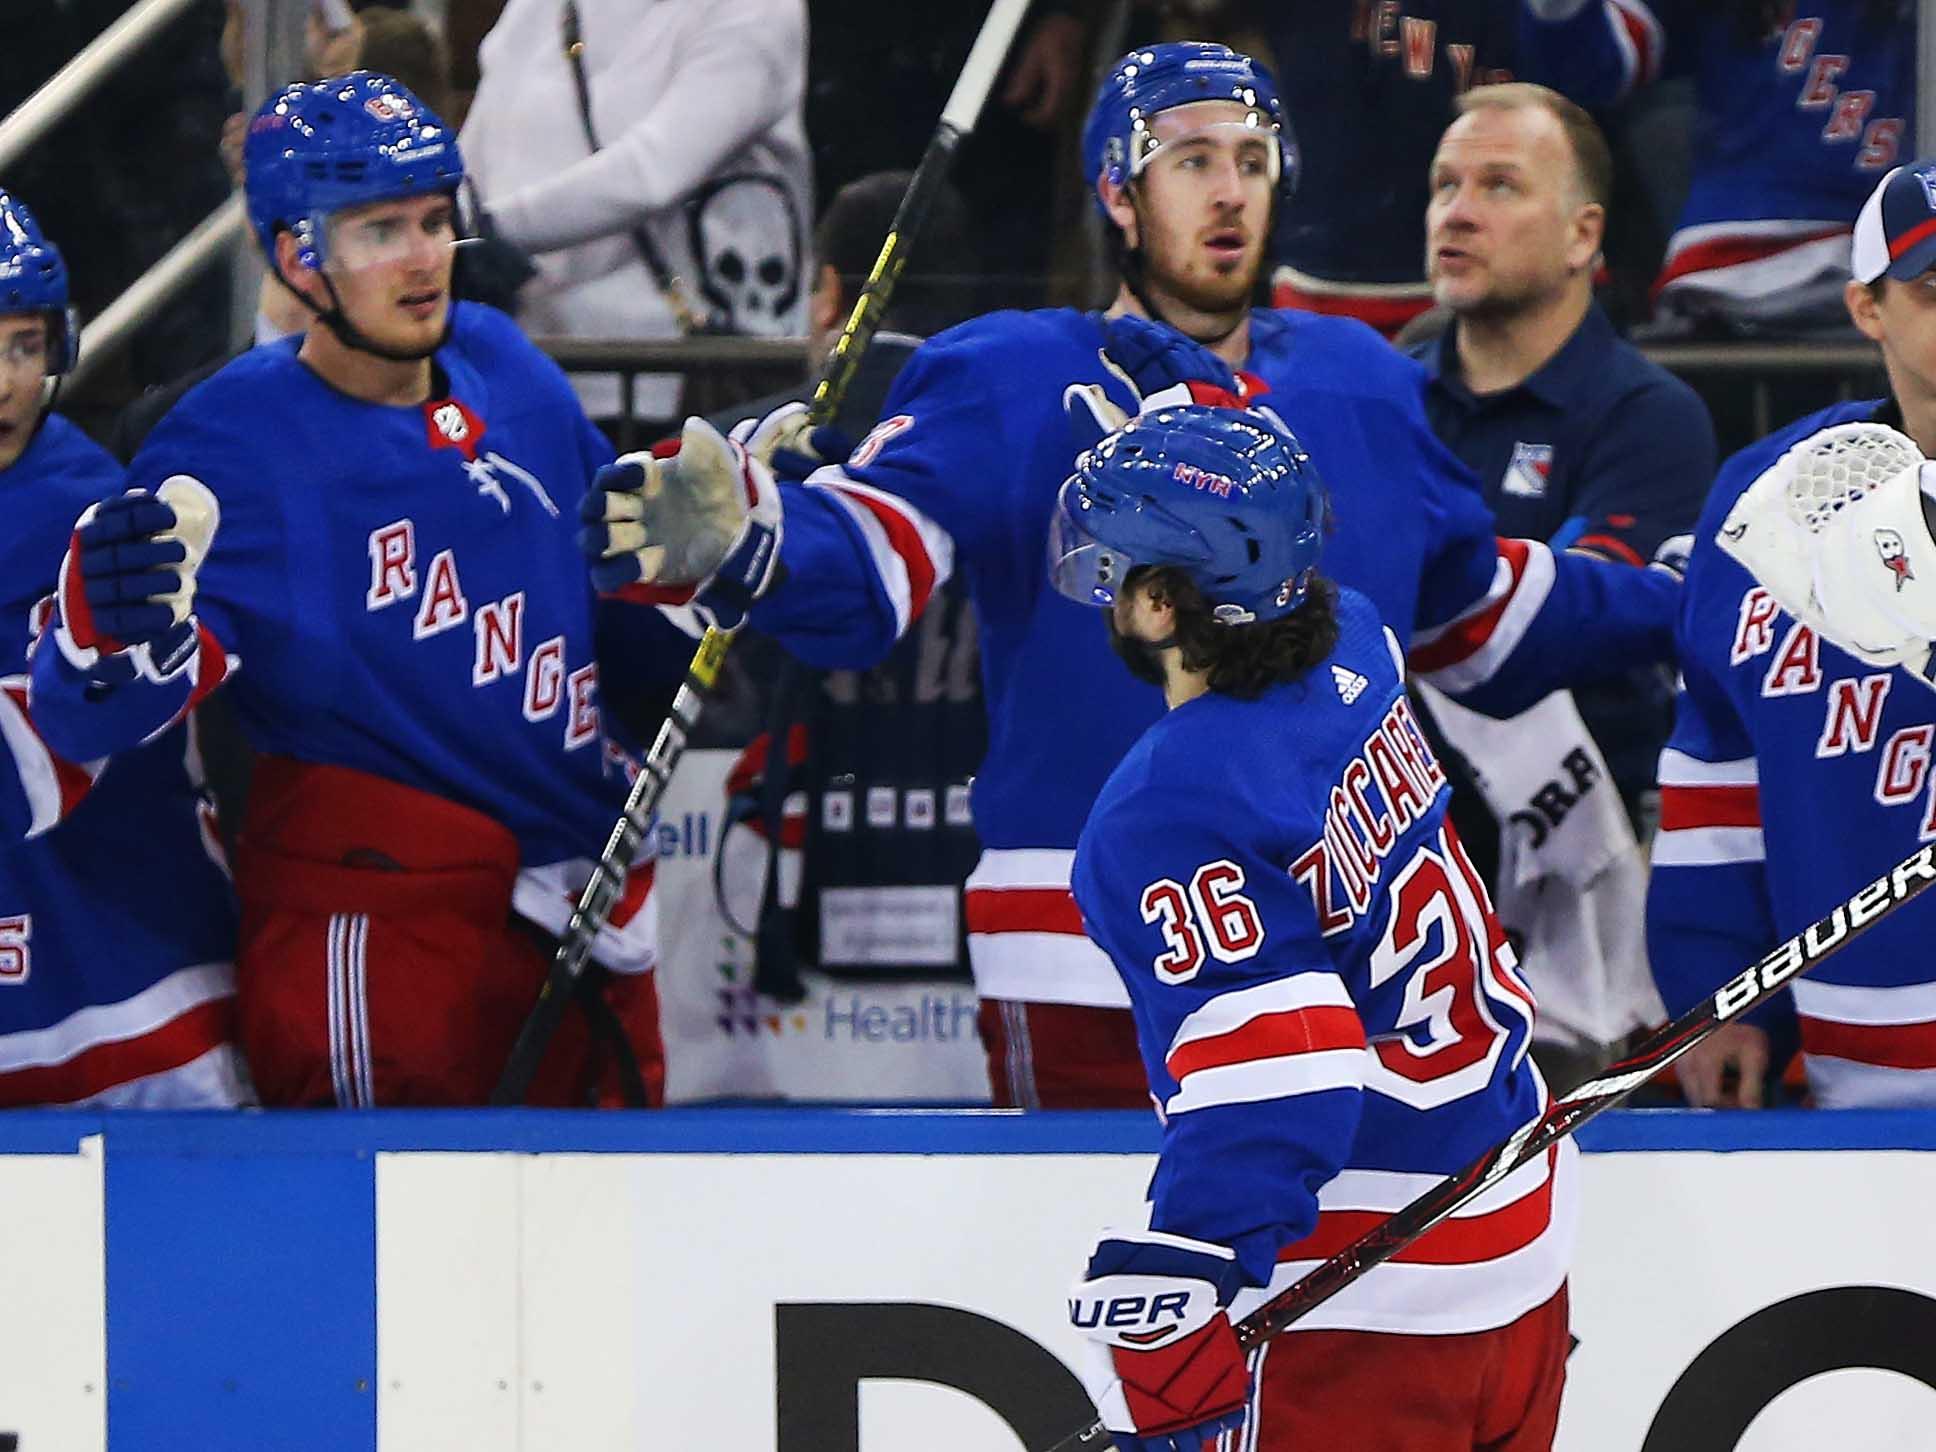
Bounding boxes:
[1332,665,1369,704]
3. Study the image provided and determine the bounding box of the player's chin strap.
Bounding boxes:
[312,271,452,363]
[270,265,452,365]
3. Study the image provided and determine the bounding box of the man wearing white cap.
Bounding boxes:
[1648,159,1936,1109]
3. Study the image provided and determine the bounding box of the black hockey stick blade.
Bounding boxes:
[489,0,1039,1107]
[1039,842,1936,1452]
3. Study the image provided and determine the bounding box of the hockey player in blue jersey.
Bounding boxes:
[0,190,247,1107]
[1054,405,1571,1452]
[1651,160,1936,1109]
[26,75,673,1108]
[582,41,1681,1108]
[1520,0,1911,331]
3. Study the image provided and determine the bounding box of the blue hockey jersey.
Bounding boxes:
[0,415,244,1107]
[1521,1,1911,314]
[30,306,673,967]
[1649,396,1936,1108]
[1073,589,1573,1334]
[749,306,1678,1008]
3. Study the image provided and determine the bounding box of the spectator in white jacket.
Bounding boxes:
[460,0,812,425]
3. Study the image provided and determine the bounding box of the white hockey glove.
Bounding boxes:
[53,476,219,680]
[726,400,854,483]
[1066,313,1256,452]
[1069,1227,1250,1452]
[1716,422,1936,682]
[578,416,783,633]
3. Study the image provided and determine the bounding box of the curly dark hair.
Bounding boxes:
[1134,565,1340,700]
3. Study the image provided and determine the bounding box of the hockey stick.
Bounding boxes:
[490,0,1039,1106]
[1041,841,1936,1452]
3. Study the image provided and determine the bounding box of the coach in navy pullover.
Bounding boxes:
[1408,83,1714,839]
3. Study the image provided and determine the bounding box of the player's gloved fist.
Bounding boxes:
[1068,314,1261,451]
[1069,1228,1250,1452]
[1648,532,1693,581]
[55,477,220,669]
[579,415,783,632]
[728,400,853,483]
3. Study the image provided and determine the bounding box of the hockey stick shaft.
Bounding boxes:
[490,0,1038,1107]
[1043,841,1936,1452]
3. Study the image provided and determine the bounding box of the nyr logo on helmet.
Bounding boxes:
[365,94,417,123]
[1172,461,1233,497]
[1875,528,1915,589]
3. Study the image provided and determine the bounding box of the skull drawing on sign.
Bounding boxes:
[687,174,802,336]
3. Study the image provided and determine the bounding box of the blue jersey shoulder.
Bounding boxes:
[1251,308,1431,396]
[12,413,121,509]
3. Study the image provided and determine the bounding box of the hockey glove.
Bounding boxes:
[1717,422,1936,682]
[1068,314,1261,451]
[728,400,854,483]
[1069,1228,1251,1452]
[54,477,219,678]
[579,416,783,633]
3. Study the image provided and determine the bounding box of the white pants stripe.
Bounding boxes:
[1000,998,1039,1110]
[327,913,374,1107]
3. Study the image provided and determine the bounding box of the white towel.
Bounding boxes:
[1418,684,1665,1048]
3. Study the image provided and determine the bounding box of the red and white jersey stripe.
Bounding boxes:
[0,675,105,839]
[1655,222,1854,308]
[1653,748,1763,867]
[1598,0,1665,101]
[1794,979,1936,1107]
[804,465,956,641]
[963,848,1128,1008]
[1162,975,1367,1118]
[1407,538,1557,696]
[1230,1139,1579,1336]
[513,857,659,975]
[0,960,245,1108]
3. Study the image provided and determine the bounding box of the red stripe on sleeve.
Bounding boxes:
[1,681,97,820]
[1612,2,1658,85]
[1408,538,1529,673]
[1281,1150,1556,1268]
[827,485,940,622]
[964,886,1086,936]
[1573,533,1644,567]
[1800,1015,1936,1071]
[183,622,233,715]
[0,996,233,1108]
[1167,1005,1366,1081]
[1654,227,1847,297]
[1658,783,1760,831]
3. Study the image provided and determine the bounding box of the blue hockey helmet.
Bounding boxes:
[244,71,465,272]
[1050,404,1327,625]
[1080,42,1296,223]
[0,189,78,374]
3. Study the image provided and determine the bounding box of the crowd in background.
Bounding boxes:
[0,0,1920,1112]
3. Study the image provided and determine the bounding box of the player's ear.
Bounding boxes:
[272,228,320,304]
[809,263,841,336]
[1569,200,1605,275]
[1100,177,1139,251]
[1845,278,1886,342]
